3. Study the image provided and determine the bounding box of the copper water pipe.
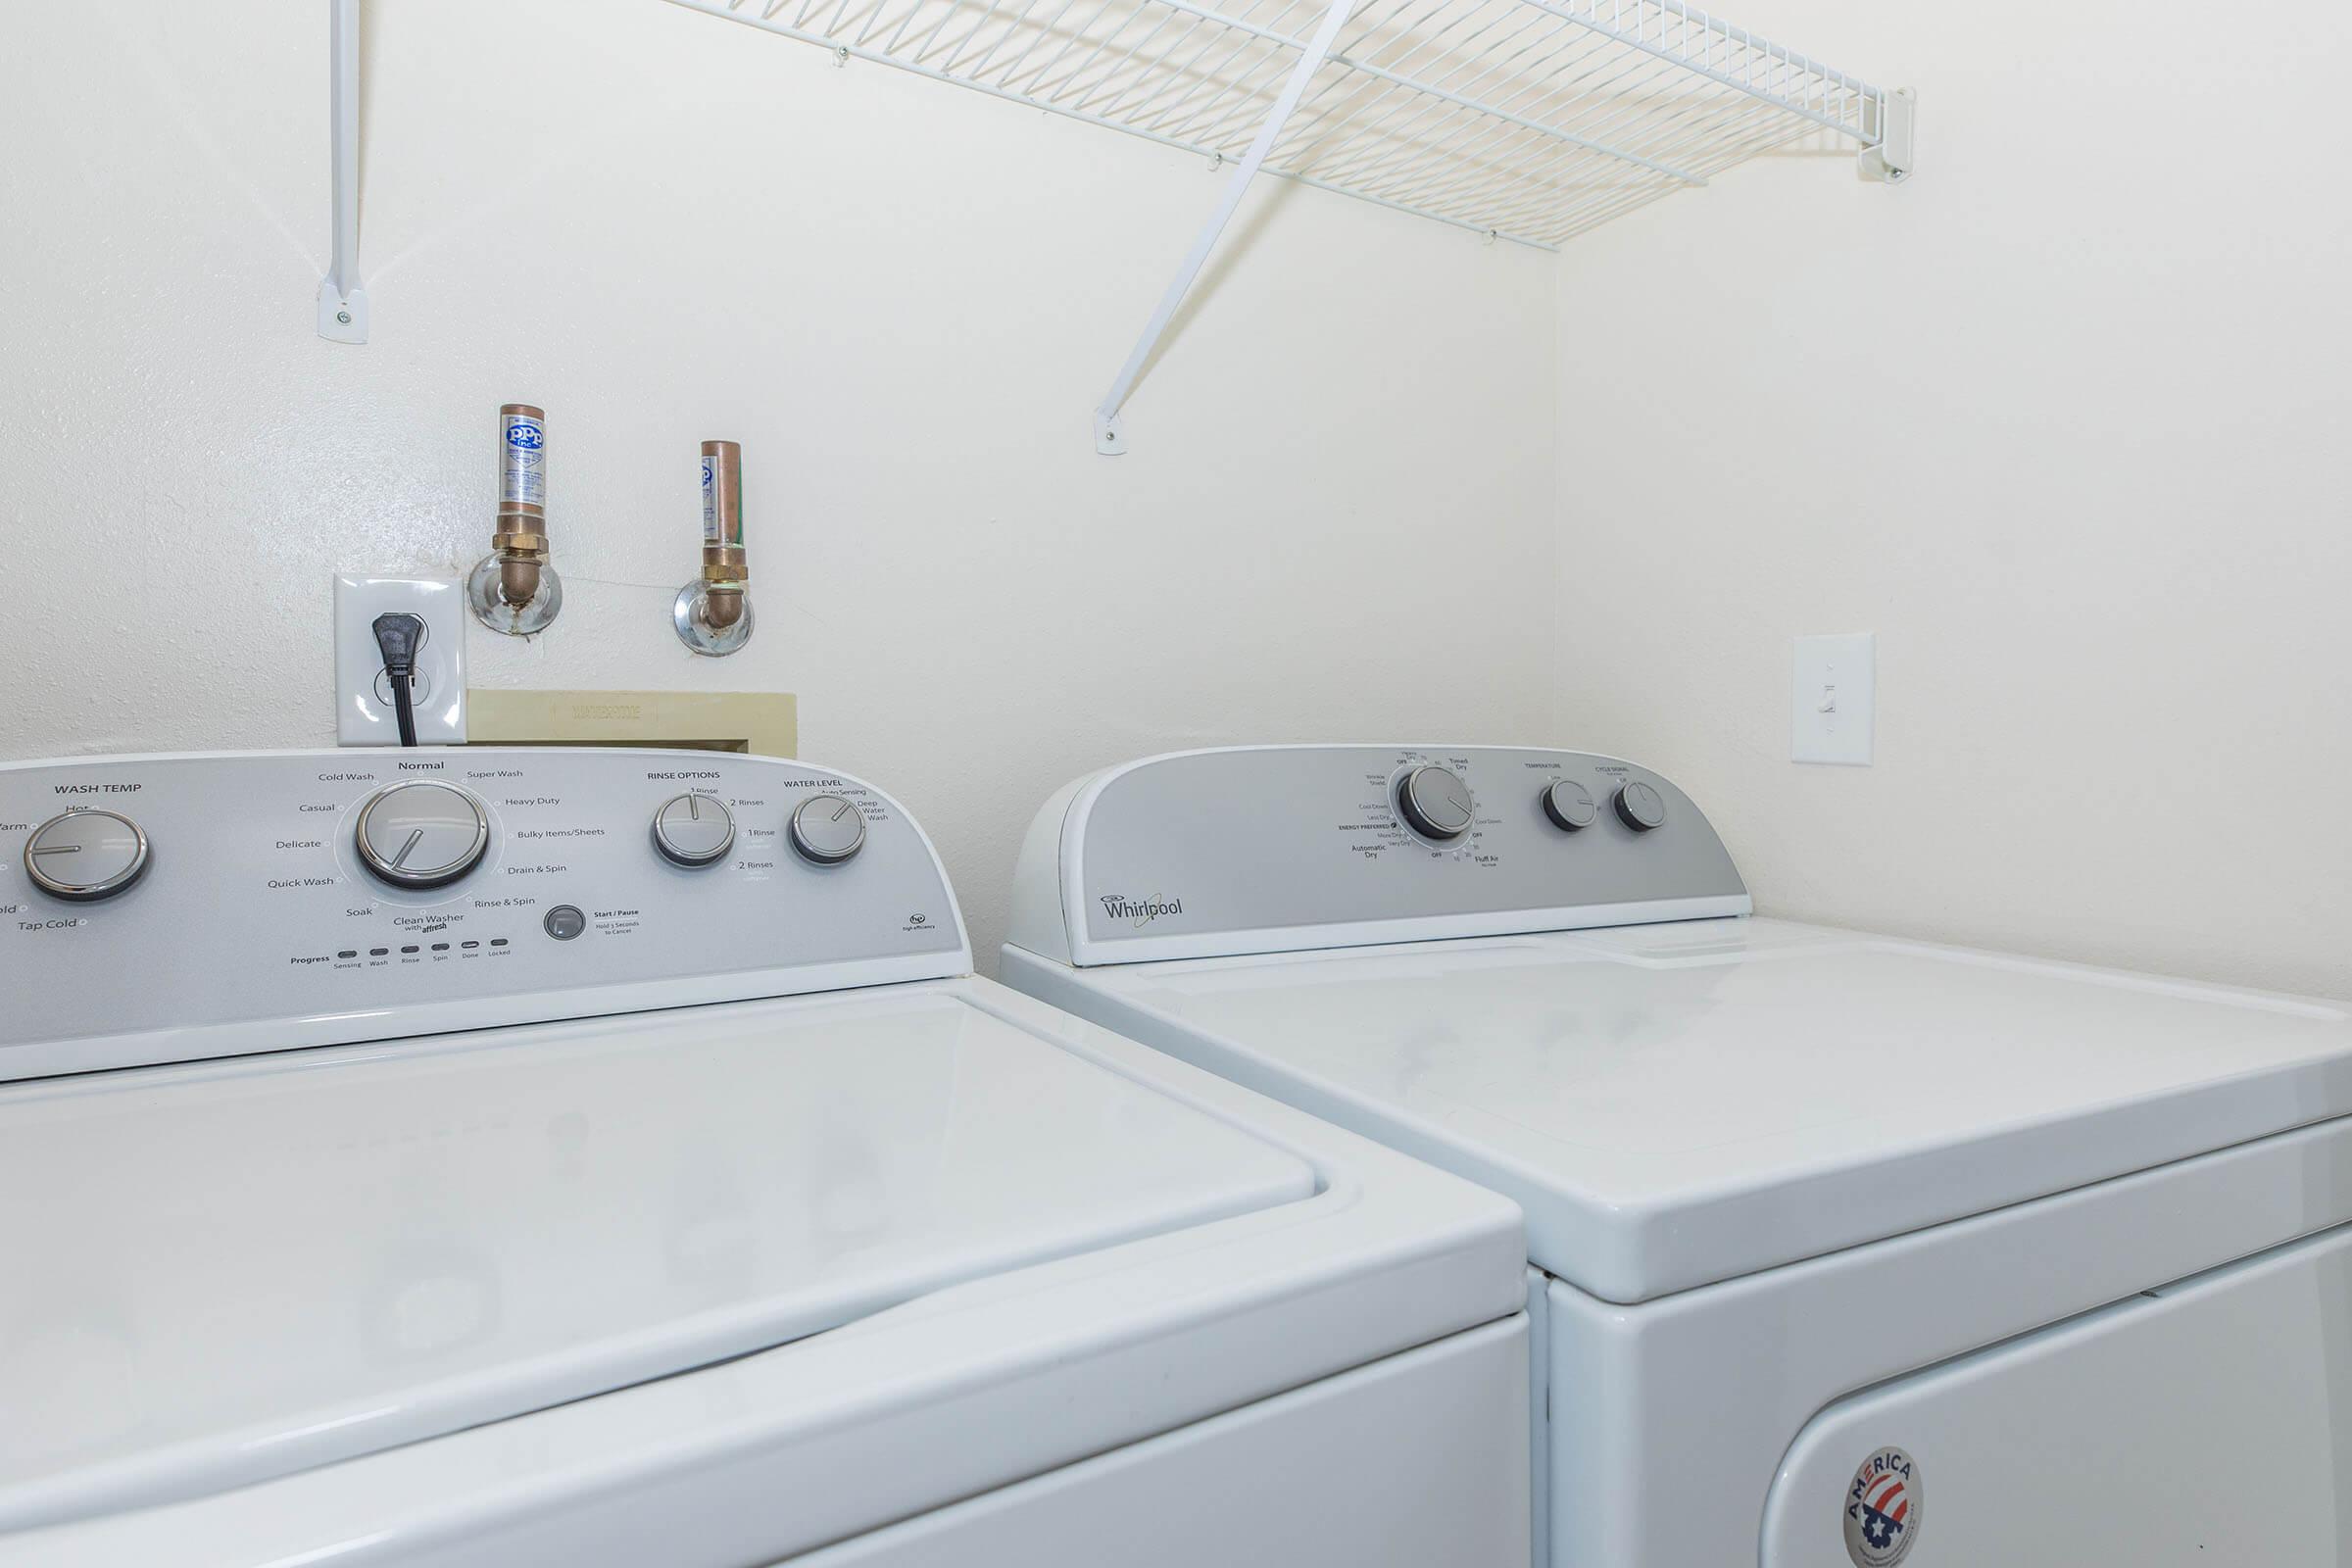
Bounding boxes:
[494,404,548,608]
[700,440,748,630]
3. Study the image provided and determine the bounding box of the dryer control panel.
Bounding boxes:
[0,750,968,1080]
[1005,745,1748,965]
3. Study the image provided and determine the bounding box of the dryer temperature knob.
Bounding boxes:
[1543,780,1598,832]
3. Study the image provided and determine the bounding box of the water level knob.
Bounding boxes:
[790,794,867,865]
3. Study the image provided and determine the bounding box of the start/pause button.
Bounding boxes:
[542,905,586,941]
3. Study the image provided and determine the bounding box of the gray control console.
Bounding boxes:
[0,750,968,1080]
[1005,746,1748,965]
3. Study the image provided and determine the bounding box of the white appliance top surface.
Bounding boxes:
[0,983,1314,1530]
[1053,917,2352,1300]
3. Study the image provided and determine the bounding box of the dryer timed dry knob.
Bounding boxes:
[652,793,736,868]
[24,808,151,902]
[354,781,491,889]
[1396,764,1475,841]
[789,794,867,865]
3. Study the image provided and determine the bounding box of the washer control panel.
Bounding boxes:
[1014,746,1747,963]
[0,750,966,1078]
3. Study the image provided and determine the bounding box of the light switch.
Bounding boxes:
[1792,633,1874,765]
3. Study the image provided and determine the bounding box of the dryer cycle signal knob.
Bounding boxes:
[1397,764,1475,841]
[653,793,736,868]
[1614,780,1668,832]
[790,794,867,865]
[24,808,151,902]
[355,781,490,889]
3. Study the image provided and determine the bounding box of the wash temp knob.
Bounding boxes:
[653,793,736,868]
[354,781,491,889]
[23,809,151,902]
[790,794,867,865]
[1396,764,1475,841]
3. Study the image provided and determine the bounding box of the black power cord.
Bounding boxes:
[370,612,426,748]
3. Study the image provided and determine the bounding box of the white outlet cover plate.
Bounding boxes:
[1791,632,1875,765]
[334,574,468,746]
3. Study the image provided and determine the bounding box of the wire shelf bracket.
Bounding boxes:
[1861,85,1916,184]
[1093,0,1358,454]
[317,0,368,345]
[668,0,1910,448]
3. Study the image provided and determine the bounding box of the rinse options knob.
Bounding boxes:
[1396,764,1475,841]
[24,809,151,902]
[790,794,866,865]
[355,781,490,889]
[1614,780,1668,832]
[1542,779,1598,832]
[653,793,736,868]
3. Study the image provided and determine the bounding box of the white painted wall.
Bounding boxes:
[1552,0,2352,998]
[10,0,2341,999]
[0,0,1557,970]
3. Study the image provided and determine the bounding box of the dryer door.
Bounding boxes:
[1762,1224,2352,1566]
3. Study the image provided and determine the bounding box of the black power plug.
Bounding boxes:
[370,612,427,748]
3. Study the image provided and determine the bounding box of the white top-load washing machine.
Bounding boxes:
[0,748,1530,1568]
[1001,744,2352,1568]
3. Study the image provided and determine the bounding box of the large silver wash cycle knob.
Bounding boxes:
[1396,764,1475,840]
[789,794,866,865]
[354,781,490,889]
[653,793,736,868]
[24,809,151,902]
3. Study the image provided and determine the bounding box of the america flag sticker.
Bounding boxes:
[1843,1446,1922,1567]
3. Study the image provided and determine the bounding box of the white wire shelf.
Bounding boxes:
[647,0,1905,447]
[666,0,1900,251]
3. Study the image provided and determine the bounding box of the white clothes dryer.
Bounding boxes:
[1003,744,2352,1568]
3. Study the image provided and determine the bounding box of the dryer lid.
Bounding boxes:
[1063,918,2352,1302]
[0,987,1313,1530]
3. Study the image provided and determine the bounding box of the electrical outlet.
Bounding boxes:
[1791,632,1874,765]
[335,575,468,746]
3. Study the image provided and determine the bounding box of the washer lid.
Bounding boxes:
[0,988,1314,1531]
[1063,918,2352,1302]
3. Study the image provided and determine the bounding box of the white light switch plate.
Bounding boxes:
[1792,632,1874,765]
[335,574,468,746]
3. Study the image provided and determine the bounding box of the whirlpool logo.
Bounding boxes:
[1100,894,1185,928]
